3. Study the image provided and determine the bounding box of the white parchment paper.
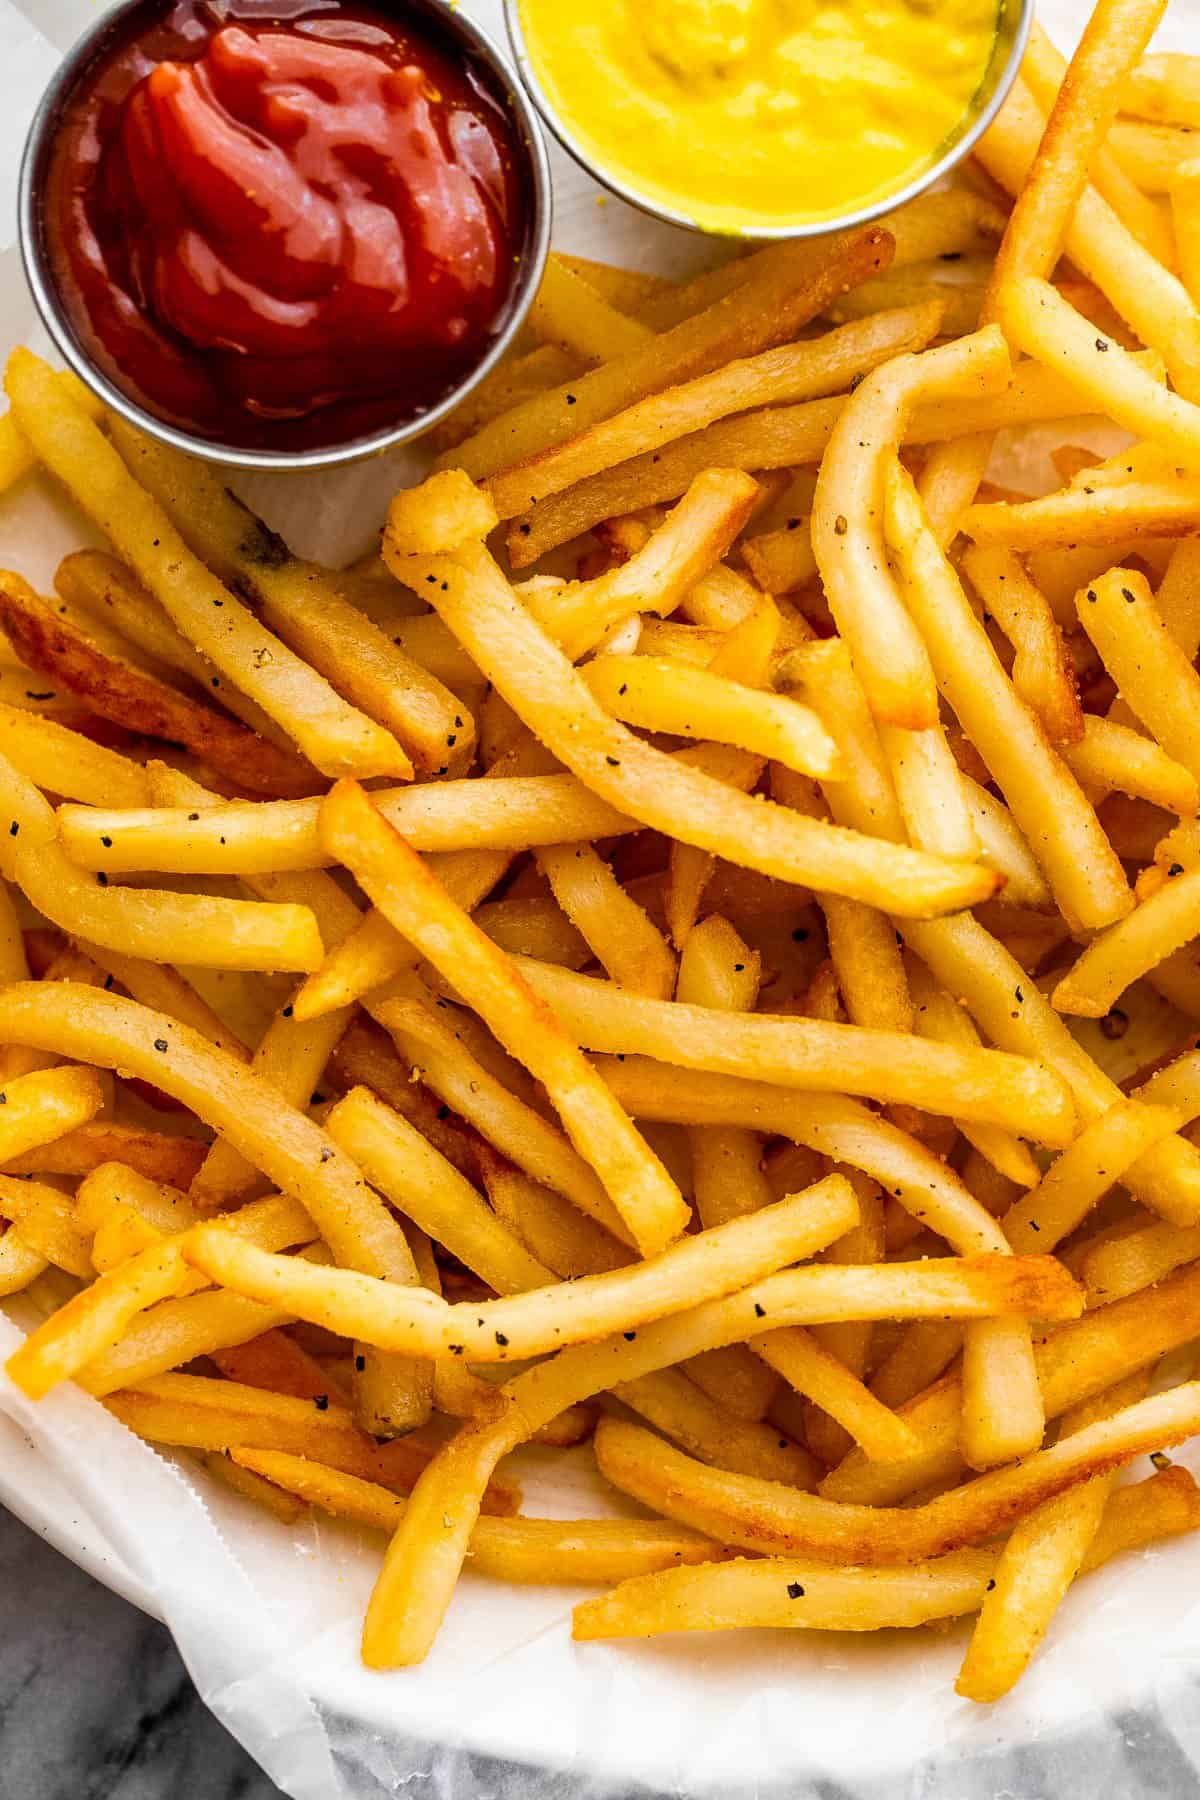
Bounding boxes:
[4,1,1200,1794]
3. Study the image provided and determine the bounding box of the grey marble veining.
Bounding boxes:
[0,1504,281,1800]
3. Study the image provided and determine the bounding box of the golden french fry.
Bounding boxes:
[108,421,469,778]
[319,779,688,1256]
[5,350,409,779]
[0,1176,93,1278]
[183,1178,1026,1364]
[512,957,1076,1145]
[1124,52,1200,127]
[56,775,640,877]
[1022,22,1177,265]
[231,1447,725,1582]
[813,327,1010,729]
[582,654,840,779]
[1055,874,1200,1017]
[509,332,1143,566]
[822,1258,1200,1507]
[573,1458,1200,1643]
[383,539,999,918]
[535,842,676,999]
[0,702,152,807]
[325,1085,554,1296]
[960,544,1084,746]
[614,1368,818,1487]
[885,462,1132,931]
[485,306,938,520]
[0,572,320,799]
[594,1381,1200,1562]
[443,227,894,481]
[978,76,1200,399]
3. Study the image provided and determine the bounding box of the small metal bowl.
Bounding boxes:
[504,0,1032,241]
[19,0,552,472]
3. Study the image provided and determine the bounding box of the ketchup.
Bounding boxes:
[43,1,529,452]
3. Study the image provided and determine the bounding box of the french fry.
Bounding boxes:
[55,551,300,751]
[527,255,654,362]
[993,3,1169,299]
[210,1329,338,1402]
[374,998,626,1239]
[79,1287,297,1396]
[182,1178,961,1362]
[998,276,1200,466]
[0,368,101,498]
[1063,717,1199,814]
[613,1368,818,1487]
[575,1548,1000,1640]
[749,1326,918,1464]
[598,1055,1050,1253]
[823,1257,1200,1506]
[955,1373,1149,1703]
[355,1179,1009,1666]
[7,1193,320,1398]
[960,544,1083,746]
[319,780,688,1256]
[324,1085,554,1295]
[0,1065,105,1166]
[9,1124,206,1189]
[884,461,1132,931]
[199,1451,306,1524]
[906,910,1200,1226]
[676,916,772,1231]
[57,776,641,877]
[534,843,676,1000]
[480,1154,627,1279]
[1079,567,1200,787]
[109,421,469,778]
[1055,873,1200,1017]
[1108,119,1198,190]
[0,703,153,807]
[812,327,1010,729]
[594,1381,1200,1562]
[485,306,939,520]
[442,227,894,481]
[383,538,998,918]
[0,573,319,799]
[231,1448,724,1582]
[5,350,410,779]
[0,1230,48,1296]
[527,469,760,659]
[572,1462,1200,1641]
[1082,1213,1200,1302]
[582,654,840,779]
[512,957,1076,1145]
[1123,52,1200,127]
[0,744,323,973]
[509,332,1142,565]
[977,78,1200,400]
[0,1176,93,1279]
[907,962,1038,1188]
[1022,21,1177,265]
[0,981,433,1428]
[101,1371,514,1502]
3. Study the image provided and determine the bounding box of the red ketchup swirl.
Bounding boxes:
[44,1,528,451]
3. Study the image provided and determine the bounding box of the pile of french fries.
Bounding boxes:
[4,3,1200,1710]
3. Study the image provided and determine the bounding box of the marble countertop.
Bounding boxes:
[0,1503,282,1800]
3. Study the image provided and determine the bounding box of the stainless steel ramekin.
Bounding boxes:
[19,0,552,472]
[503,0,1032,241]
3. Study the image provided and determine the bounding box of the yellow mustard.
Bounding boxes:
[517,0,1003,234]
